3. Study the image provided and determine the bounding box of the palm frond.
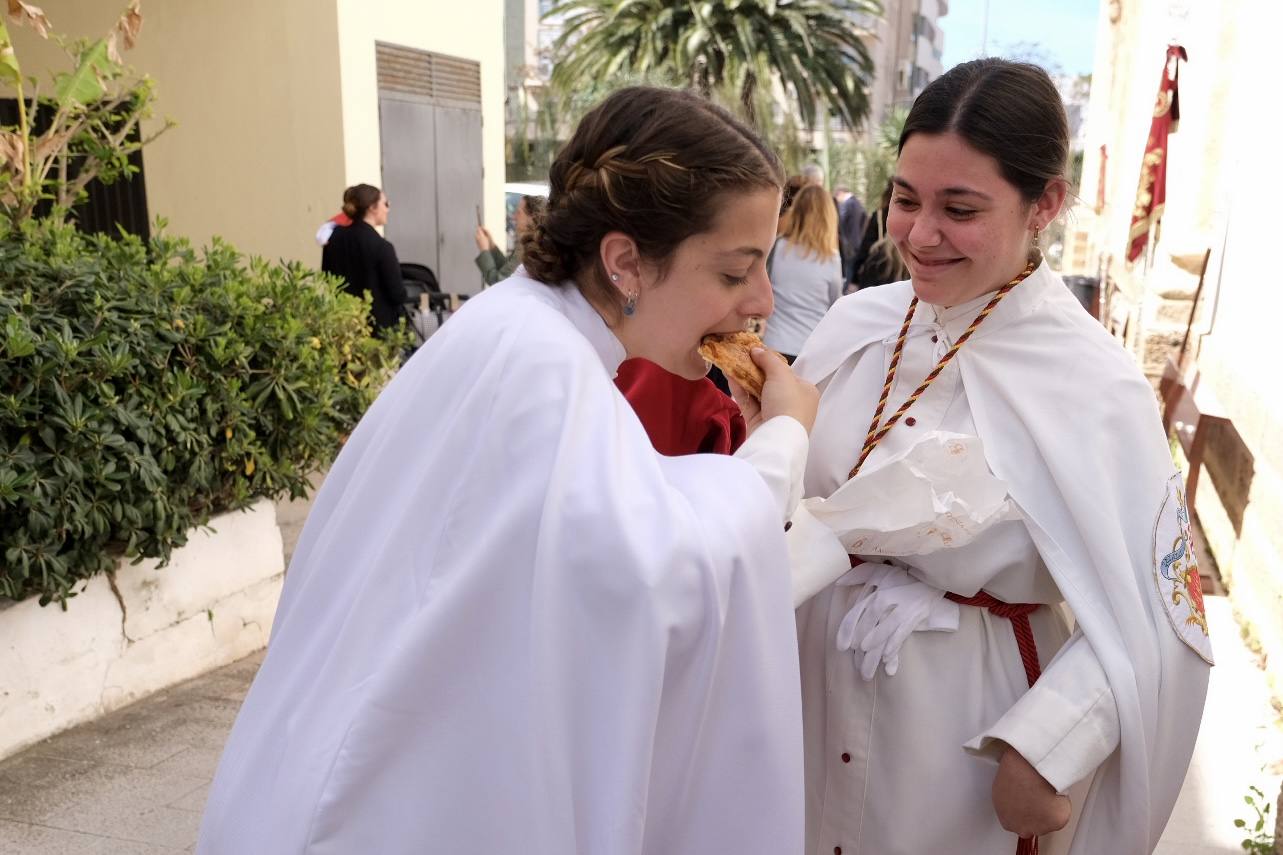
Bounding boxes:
[547,0,879,138]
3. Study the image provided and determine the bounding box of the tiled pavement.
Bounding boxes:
[0,597,1278,854]
[0,653,261,854]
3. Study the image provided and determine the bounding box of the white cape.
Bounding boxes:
[197,273,804,854]
[794,264,1211,855]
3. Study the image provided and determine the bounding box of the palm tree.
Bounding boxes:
[548,0,880,132]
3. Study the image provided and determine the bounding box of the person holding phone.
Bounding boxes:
[474,195,544,286]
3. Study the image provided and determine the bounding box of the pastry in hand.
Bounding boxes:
[698,331,781,399]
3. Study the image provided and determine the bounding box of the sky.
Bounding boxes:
[938,0,1101,78]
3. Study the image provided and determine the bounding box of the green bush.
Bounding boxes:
[0,219,403,605]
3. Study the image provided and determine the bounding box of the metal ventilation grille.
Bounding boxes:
[376,42,481,109]
[431,54,483,108]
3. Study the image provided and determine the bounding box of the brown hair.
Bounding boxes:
[342,184,382,220]
[522,86,784,311]
[779,184,838,260]
[779,174,806,216]
[521,195,545,219]
[899,59,1068,203]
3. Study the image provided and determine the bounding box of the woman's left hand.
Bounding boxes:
[474,226,494,252]
[992,745,1071,840]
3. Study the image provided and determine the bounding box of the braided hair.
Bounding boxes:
[522,87,783,314]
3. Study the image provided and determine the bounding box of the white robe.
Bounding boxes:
[197,271,807,855]
[789,263,1212,855]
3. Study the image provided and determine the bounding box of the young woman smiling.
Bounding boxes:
[788,59,1211,855]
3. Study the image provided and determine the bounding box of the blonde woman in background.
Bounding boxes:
[764,183,844,362]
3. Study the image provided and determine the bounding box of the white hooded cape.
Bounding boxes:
[793,263,1211,854]
[197,273,804,854]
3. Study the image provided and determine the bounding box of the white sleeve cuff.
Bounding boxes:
[962,633,1121,793]
[732,415,809,521]
[787,502,852,608]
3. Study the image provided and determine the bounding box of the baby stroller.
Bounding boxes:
[400,263,468,346]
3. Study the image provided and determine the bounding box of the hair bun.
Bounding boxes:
[520,215,571,284]
[341,184,382,221]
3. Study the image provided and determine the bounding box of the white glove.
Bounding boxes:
[835,562,960,680]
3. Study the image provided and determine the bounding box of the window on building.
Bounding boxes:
[850,11,880,30]
[912,14,936,44]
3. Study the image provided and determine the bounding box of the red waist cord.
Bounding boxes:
[846,559,1046,853]
[945,591,1043,855]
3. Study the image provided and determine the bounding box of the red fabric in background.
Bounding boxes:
[1127,44,1186,264]
[615,358,746,456]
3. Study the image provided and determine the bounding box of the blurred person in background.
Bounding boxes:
[321,184,406,334]
[764,184,843,362]
[474,195,545,287]
[315,187,357,247]
[778,173,807,228]
[850,179,908,289]
[833,184,867,288]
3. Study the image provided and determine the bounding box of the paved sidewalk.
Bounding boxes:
[1156,596,1283,855]
[0,654,261,854]
[0,597,1278,854]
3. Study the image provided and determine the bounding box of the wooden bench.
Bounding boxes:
[1160,357,1230,515]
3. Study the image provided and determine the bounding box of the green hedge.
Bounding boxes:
[0,220,403,605]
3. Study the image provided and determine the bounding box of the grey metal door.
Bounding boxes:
[378,94,438,273]
[433,106,484,296]
[376,43,484,297]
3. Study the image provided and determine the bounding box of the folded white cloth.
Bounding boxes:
[803,432,1018,557]
[835,562,960,680]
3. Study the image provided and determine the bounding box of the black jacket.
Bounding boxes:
[321,220,407,330]
[851,207,905,289]
[838,195,868,258]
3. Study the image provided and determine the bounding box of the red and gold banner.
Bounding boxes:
[1127,45,1187,265]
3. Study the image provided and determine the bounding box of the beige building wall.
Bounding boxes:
[1185,6,1283,699]
[859,0,945,134]
[1076,0,1239,303]
[334,0,507,242]
[7,1,347,265]
[1079,0,1283,697]
[7,0,507,261]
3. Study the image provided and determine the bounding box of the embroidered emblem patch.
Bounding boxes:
[1152,474,1214,664]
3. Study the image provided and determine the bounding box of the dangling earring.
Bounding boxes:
[609,272,637,316]
[1032,225,1042,250]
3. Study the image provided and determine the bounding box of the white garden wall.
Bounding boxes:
[0,500,284,761]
